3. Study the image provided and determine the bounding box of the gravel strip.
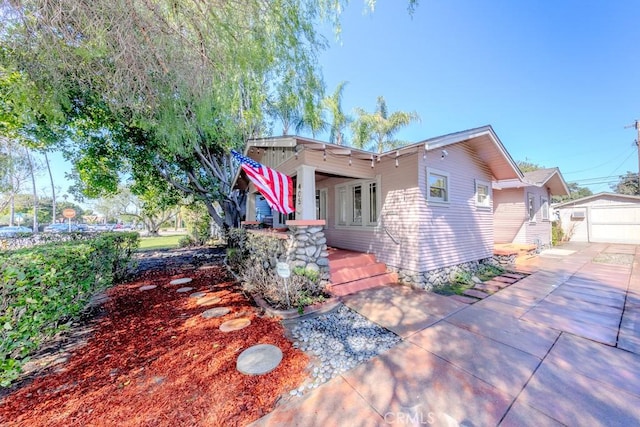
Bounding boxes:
[289,305,400,396]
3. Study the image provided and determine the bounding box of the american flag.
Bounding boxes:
[231,150,294,214]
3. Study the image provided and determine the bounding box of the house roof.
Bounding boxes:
[415,125,523,181]
[243,125,524,182]
[554,192,640,208]
[493,167,570,196]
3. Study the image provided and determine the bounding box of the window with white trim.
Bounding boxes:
[475,180,491,208]
[336,178,379,227]
[527,193,536,222]
[427,168,450,203]
[541,197,549,221]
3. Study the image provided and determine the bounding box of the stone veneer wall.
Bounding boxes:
[392,257,501,291]
[239,220,330,287]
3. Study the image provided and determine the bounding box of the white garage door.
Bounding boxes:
[589,205,640,244]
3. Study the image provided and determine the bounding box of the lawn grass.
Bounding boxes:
[137,234,186,251]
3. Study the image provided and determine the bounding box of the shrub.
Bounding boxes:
[0,232,138,386]
[551,220,564,246]
[240,264,326,311]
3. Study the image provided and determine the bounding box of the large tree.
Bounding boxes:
[0,1,418,229]
[611,172,640,196]
[351,96,420,153]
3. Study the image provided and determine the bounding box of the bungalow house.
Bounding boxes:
[493,168,569,249]
[554,192,640,244]
[234,125,524,290]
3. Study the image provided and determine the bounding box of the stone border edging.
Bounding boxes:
[252,294,341,320]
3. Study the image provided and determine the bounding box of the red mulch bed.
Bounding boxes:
[0,265,309,426]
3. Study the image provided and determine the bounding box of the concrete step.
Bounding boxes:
[492,276,518,284]
[328,252,377,271]
[484,279,511,289]
[330,263,388,285]
[328,272,398,297]
[463,289,489,299]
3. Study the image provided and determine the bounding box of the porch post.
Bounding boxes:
[246,192,256,221]
[295,164,317,220]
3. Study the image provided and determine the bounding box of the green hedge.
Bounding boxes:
[0,232,138,387]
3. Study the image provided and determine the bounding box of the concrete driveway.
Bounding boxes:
[252,243,640,426]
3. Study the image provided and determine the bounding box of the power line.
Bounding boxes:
[563,147,636,175]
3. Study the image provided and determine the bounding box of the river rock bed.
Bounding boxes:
[288,305,400,396]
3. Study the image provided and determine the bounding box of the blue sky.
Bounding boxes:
[316,0,640,193]
[39,0,640,200]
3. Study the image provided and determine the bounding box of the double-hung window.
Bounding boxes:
[427,168,450,204]
[336,179,379,227]
[528,193,536,222]
[475,179,491,208]
[541,197,549,221]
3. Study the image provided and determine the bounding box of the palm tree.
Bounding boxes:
[351,96,420,153]
[322,81,350,145]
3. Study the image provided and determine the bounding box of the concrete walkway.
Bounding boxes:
[251,243,640,426]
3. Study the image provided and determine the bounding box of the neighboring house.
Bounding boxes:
[234,125,523,287]
[554,192,640,244]
[493,168,569,248]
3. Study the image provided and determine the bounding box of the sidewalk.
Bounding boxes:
[251,243,640,426]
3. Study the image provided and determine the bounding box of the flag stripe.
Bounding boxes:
[232,150,294,214]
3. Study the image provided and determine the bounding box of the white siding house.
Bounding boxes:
[555,193,640,244]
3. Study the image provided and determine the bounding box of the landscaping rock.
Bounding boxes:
[169,277,192,286]
[201,307,231,319]
[236,344,283,375]
[220,318,251,332]
[176,287,193,293]
[139,285,157,291]
[196,296,221,306]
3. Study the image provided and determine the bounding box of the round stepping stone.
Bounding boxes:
[169,277,192,286]
[176,287,194,293]
[201,307,231,319]
[236,344,283,375]
[189,291,207,298]
[139,285,157,291]
[196,296,221,307]
[220,318,251,332]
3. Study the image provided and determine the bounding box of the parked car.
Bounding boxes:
[76,223,90,232]
[44,223,79,233]
[0,225,33,237]
[94,223,116,232]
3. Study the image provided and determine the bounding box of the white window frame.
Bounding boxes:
[541,197,549,221]
[527,193,536,223]
[335,178,380,228]
[475,179,491,208]
[426,168,450,205]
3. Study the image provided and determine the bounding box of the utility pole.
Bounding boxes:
[625,120,640,193]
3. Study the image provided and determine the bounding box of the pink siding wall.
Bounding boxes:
[493,188,526,243]
[416,143,494,271]
[322,143,494,273]
[493,186,552,245]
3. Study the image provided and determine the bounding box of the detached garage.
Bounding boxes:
[555,192,640,244]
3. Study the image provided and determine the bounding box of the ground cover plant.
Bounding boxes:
[432,264,505,296]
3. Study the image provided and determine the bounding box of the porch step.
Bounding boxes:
[328,252,377,271]
[327,250,397,297]
[328,272,398,297]
[330,263,388,284]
